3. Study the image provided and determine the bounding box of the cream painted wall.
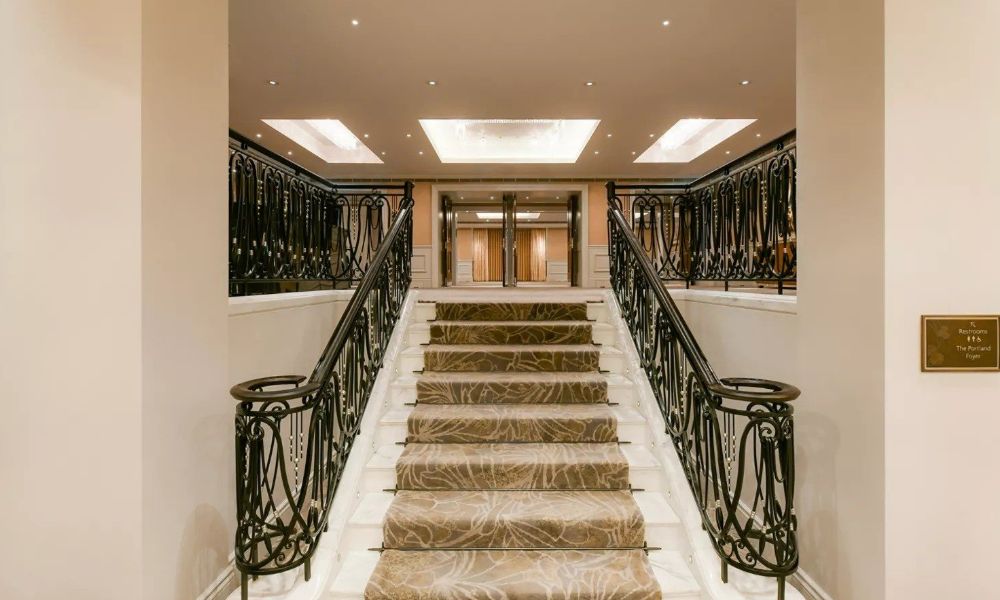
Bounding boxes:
[0,2,144,598]
[884,3,1000,598]
[412,183,432,246]
[797,1,886,598]
[229,292,353,386]
[546,227,568,262]
[140,2,229,600]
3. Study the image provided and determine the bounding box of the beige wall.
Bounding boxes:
[412,182,432,246]
[797,1,886,598]
[0,1,145,598]
[546,227,568,262]
[884,2,1000,597]
[140,1,229,599]
[456,228,474,261]
[587,181,609,245]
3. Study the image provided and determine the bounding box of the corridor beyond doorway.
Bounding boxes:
[440,189,581,288]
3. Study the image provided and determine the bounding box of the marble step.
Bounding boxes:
[434,302,590,322]
[407,404,618,443]
[328,549,701,600]
[365,549,662,600]
[343,491,684,552]
[382,489,644,549]
[395,443,630,491]
[423,344,600,373]
[430,320,593,345]
[415,371,608,404]
[377,405,649,447]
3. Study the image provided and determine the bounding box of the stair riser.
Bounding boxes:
[378,422,646,446]
[424,350,600,373]
[383,514,645,550]
[416,380,607,405]
[395,463,630,491]
[435,303,589,321]
[408,323,616,347]
[430,323,593,345]
[407,415,618,443]
[401,351,623,374]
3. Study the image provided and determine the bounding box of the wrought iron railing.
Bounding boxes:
[607,195,800,598]
[610,133,796,293]
[229,130,410,296]
[229,192,413,599]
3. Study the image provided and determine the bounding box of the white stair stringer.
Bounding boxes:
[601,289,805,600]
[223,293,420,600]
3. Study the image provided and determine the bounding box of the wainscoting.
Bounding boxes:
[412,245,432,288]
[456,260,473,284]
[546,260,568,283]
[587,245,610,288]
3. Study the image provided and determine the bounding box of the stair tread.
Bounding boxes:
[419,371,608,383]
[383,490,644,549]
[396,443,630,491]
[430,320,594,326]
[408,404,617,443]
[426,344,600,352]
[365,549,660,600]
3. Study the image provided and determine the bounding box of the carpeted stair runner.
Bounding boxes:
[365,302,661,600]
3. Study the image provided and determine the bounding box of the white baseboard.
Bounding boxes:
[789,570,833,600]
[197,561,237,600]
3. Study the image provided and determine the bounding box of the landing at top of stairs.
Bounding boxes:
[435,302,590,321]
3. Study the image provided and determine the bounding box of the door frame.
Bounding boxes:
[429,183,590,288]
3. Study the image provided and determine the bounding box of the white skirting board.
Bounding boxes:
[601,289,818,600]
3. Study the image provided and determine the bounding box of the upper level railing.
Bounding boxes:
[606,189,800,598]
[610,132,796,293]
[229,130,411,296]
[229,188,414,599]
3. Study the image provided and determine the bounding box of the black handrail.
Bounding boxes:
[230,182,414,599]
[606,190,799,599]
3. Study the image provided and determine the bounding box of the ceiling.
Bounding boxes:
[230,0,795,180]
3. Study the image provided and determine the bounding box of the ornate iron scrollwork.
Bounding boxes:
[229,130,407,296]
[615,134,796,293]
[607,190,800,599]
[230,185,414,598]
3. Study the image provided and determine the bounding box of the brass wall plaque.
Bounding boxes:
[921,315,999,372]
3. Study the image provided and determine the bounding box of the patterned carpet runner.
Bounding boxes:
[364,302,661,600]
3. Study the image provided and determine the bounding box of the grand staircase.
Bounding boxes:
[336,300,700,600]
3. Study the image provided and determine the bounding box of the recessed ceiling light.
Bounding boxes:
[418,118,600,163]
[263,119,383,164]
[351,19,359,26]
[662,20,670,26]
[460,196,465,200]
[631,151,636,155]
[635,118,756,163]
[255,133,262,139]
[594,150,600,155]
[606,133,613,138]
[556,196,560,200]
[740,80,751,86]
[756,133,762,138]
[287,151,293,156]
[418,151,424,155]
[585,81,595,87]
[490,196,495,200]
[267,80,279,86]
[381,151,386,155]
[427,80,437,86]
[406,133,412,138]
[725,150,731,155]
[649,133,655,138]
[363,133,369,138]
